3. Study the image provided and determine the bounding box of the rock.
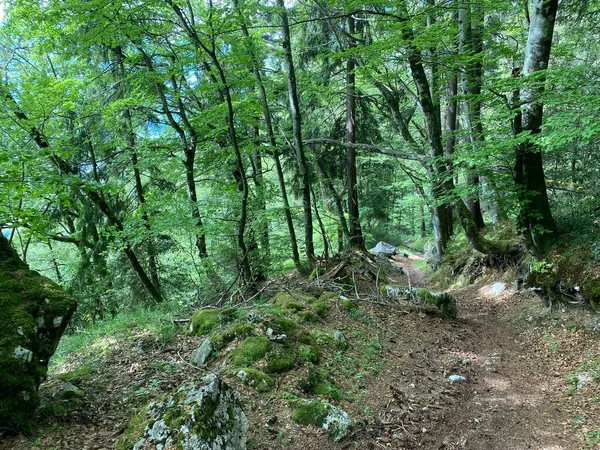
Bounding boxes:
[291,399,352,442]
[369,241,397,257]
[191,338,212,367]
[117,373,247,450]
[448,375,467,383]
[415,289,457,318]
[266,327,286,343]
[0,235,77,433]
[235,368,274,392]
[53,382,85,401]
[333,331,347,350]
[490,282,506,295]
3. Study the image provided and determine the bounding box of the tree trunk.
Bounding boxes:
[459,0,485,230]
[516,0,559,256]
[233,0,301,267]
[277,0,315,263]
[346,14,364,249]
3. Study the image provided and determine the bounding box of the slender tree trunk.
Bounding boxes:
[420,204,426,239]
[250,145,269,281]
[459,0,485,230]
[311,185,329,259]
[516,0,559,255]
[277,0,315,262]
[346,14,364,249]
[233,0,301,268]
[314,160,350,240]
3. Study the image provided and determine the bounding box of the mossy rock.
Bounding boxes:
[190,309,222,336]
[298,367,342,400]
[271,291,318,312]
[212,321,255,348]
[0,235,77,433]
[291,399,352,442]
[265,346,297,374]
[380,284,411,297]
[319,291,339,302]
[298,344,321,364]
[311,301,330,316]
[297,310,320,323]
[116,374,247,450]
[340,298,358,312]
[231,336,270,367]
[291,399,329,426]
[263,315,300,336]
[416,289,457,318]
[234,368,274,392]
[311,329,334,346]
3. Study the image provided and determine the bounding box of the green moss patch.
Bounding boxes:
[190,309,222,336]
[265,347,297,373]
[234,368,274,392]
[291,399,329,426]
[232,337,270,366]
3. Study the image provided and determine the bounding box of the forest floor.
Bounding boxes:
[3,254,600,450]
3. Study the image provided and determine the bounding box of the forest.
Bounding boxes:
[1,0,600,448]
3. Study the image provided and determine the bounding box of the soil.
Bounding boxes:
[2,254,600,450]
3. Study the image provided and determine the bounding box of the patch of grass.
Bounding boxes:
[50,308,177,368]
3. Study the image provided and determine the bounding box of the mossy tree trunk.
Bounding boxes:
[0,234,77,433]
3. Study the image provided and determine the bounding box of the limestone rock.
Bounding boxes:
[333,331,347,350]
[191,338,212,367]
[369,241,397,257]
[117,373,248,450]
[291,399,352,442]
[0,235,77,433]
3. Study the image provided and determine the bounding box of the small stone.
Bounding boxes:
[191,338,212,367]
[448,374,467,383]
[333,331,347,350]
[266,327,287,343]
[13,346,33,363]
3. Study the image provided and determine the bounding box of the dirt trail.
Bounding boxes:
[396,254,587,449]
[2,253,597,450]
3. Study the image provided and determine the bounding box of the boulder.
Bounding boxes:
[191,338,212,367]
[291,399,352,442]
[0,235,76,433]
[117,373,248,450]
[369,241,397,257]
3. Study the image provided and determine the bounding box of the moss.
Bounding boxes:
[163,405,186,429]
[218,307,239,324]
[297,311,319,323]
[298,344,321,364]
[380,284,411,296]
[0,247,77,433]
[234,368,274,392]
[115,409,151,450]
[298,367,342,400]
[191,396,220,441]
[264,315,300,335]
[340,299,358,312]
[311,301,330,316]
[311,329,333,346]
[416,289,457,318]
[215,321,255,345]
[291,400,329,427]
[265,347,297,373]
[53,362,97,383]
[319,291,339,301]
[231,336,270,366]
[190,309,221,336]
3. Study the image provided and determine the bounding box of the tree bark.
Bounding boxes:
[277,0,315,263]
[516,0,559,256]
[233,0,301,267]
[346,14,364,249]
[458,0,485,230]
